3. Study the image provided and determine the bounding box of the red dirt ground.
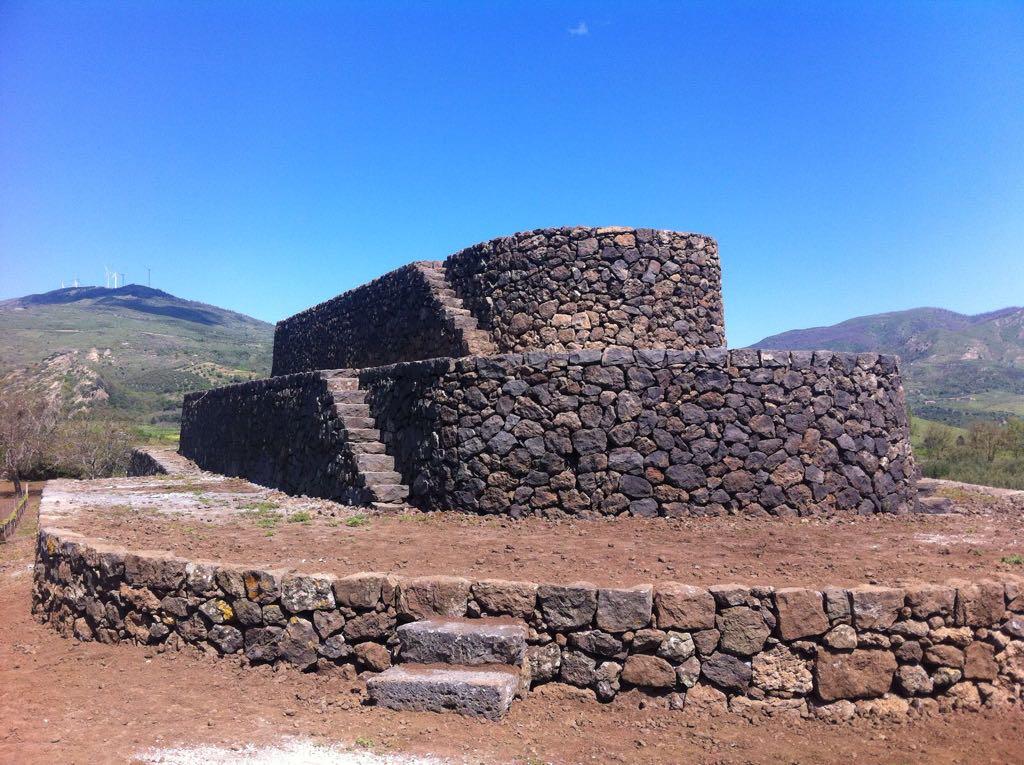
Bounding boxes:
[4,487,1024,764]
[48,476,1024,588]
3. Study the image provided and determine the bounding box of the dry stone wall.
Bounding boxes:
[444,227,725,354]
[33,525,1024,716]
[179,371,370,504]
[359,348,917,517]
[272,262,472,376]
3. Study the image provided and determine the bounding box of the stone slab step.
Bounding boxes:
[334,402,370,417]
[325,377,360,391]
[340,415,376,429]
[399,617,527,666]
[369,484,409,503]
[370,502,408,513]
[357,453,395,472]
[360,470,404,485]
[349,441,387,455]
[366,664,519,720]
[333,390,367,404]
[345,427,381,442]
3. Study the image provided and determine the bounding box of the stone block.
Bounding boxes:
[655,584,716,630]
[367,665,519,720]
[774,588,829,641]
[596,585,653,632]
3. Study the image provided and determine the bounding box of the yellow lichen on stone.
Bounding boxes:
[46,537,57,555]
[216,600,234,621]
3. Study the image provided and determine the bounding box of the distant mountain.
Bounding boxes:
[752,306,1024,427]
[0,285,273,427]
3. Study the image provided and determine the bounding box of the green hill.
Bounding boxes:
[0,285,273,431]
[752,306,1024,427]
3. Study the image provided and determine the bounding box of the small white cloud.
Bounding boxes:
[568,21,589,36]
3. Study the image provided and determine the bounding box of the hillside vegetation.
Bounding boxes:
[0,285,273,431]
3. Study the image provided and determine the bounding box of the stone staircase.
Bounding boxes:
[416,261,498,357]
[367,617,528,719]
[323,373,410,509]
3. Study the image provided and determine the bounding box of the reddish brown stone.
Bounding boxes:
[814,649,896,702]
[621,654,676,689]
[963,642,997,681]
[654,583,716,630]
[398,576,470,618]
[774,588,829,641]
[850,586,903,630]
[954,581,1005,626]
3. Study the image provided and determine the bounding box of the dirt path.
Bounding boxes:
[3,491,1024,764]
[49,476,1024,588]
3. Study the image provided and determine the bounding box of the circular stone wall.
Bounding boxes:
[32,481,1024,719]
[444,226,725,354]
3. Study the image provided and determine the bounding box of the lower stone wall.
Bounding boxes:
[127,448,198,477]
[178,371,369,504]
[360,348,917,517]
[33,525,1024,716]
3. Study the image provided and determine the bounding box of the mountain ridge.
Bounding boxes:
[752,305,1024,427]
[0,284,274,427]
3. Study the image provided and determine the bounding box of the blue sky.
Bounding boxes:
[2,2,1022,346]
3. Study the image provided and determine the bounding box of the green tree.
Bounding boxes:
[967,421,1005,463]
[922,423,954,457]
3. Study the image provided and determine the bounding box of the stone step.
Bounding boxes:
[349,441,387,455]
[325,377,360,391]
[369,483,409,503]
[366,664,519,720]
[344,427,381,442]
[357,453,395,472]
[360,470,404,486]
[370,502,408,513]
[333,390,367,404]
[398,617,527,666]
[334,402,370,417]
[340,415,376,429]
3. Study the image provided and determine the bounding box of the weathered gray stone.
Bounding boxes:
[398,617,527,666]
[208,624,243,654]
[702,652,752,692]
[281,574,336,613]
[278,618,320,669]
[367,665,520,719]
[717,607,770,656]
[596,585,653,632]
[538,582,598,630]
[527,642,561,684]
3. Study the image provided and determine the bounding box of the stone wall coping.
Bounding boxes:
[179,347,903,406]
[37,521,1022,614]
